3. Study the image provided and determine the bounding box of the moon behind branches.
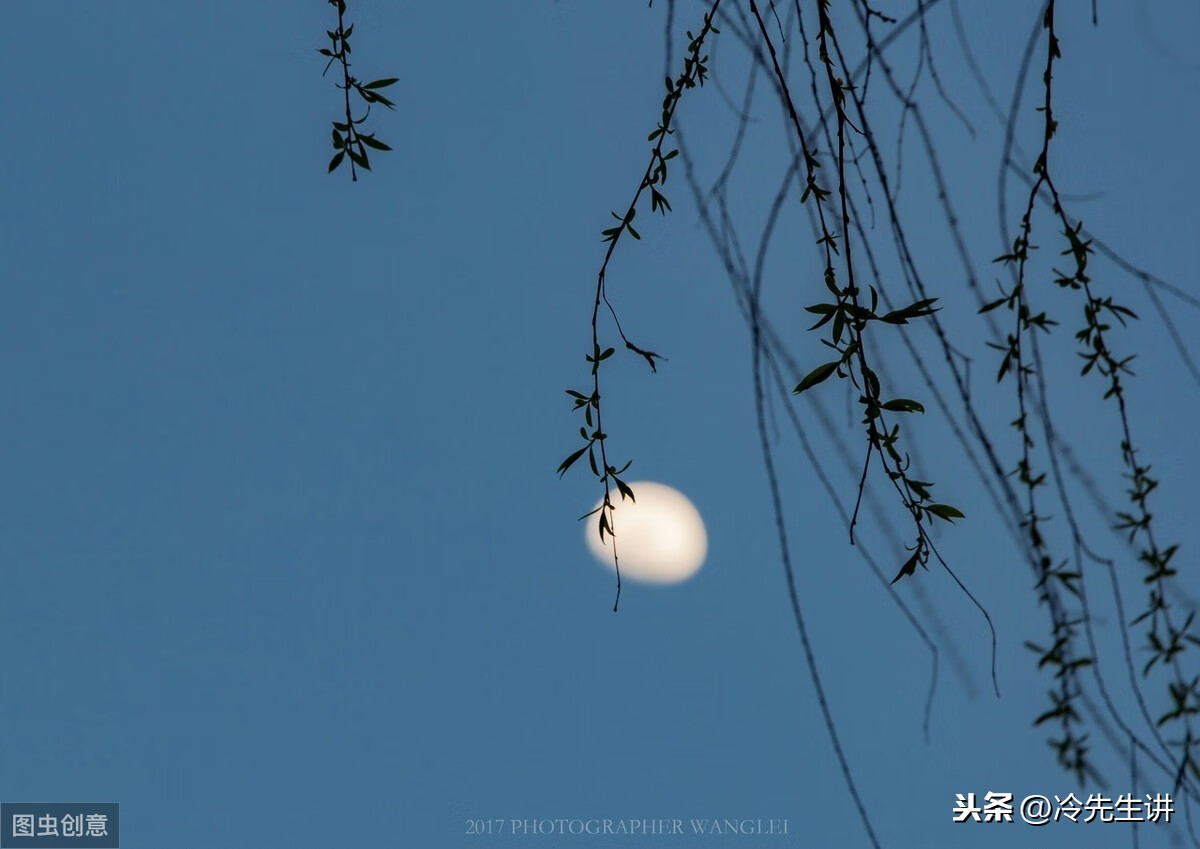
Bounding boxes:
[583,481,707,584]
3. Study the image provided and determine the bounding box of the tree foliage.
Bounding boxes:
[327,0,1200,842]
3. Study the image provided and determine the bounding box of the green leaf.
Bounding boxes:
[880,399,925,414]
[863,367,880,399]
[891,549,921,584]
[615,477,636,502]
[360,134,392,151]
[807,310,836,332]
[925,503,965,522]
[557,445,589,477]
[327,151,345,173]
[598,347,615,361]
[880,298,940,324]
[794,361,839,394]
[824,267,839,296]
[364,77,400,89]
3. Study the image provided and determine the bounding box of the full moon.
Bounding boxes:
[583,481,707,584]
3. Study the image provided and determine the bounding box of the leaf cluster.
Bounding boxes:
[556,344,636,548]
[1050,201,1196,772]
[559,3,722,612]
[319,0,398,181]
[602,13,718,245]
[793,279,960,583]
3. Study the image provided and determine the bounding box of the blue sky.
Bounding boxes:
[2,2,1199,848]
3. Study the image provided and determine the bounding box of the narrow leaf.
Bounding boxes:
[794,361,839,394]
[926,503,965,522]
[361,134,392,151]
[891,550,921,584]
[557,445,589,477]
[880,399,925,414]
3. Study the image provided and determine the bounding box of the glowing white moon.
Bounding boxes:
[584,481,707,584]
